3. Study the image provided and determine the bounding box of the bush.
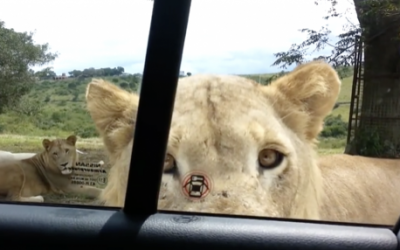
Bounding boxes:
[320,114,348,138]
[54,88,69,95]
[68,83,76,89]
[11,95,43,116]
[58,101,67,107]
[129,81,139,91]
[34,117,58,130]
[51,112,63,123]
[72,92,79,102]
[354,127,388,157]
[119,82,128,89]
[77,126,98,138]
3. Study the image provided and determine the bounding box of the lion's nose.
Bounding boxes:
[61,162,68,167]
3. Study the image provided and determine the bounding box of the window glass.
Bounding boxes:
[0,0,152,205]
[155,0,400,227]
[2,0,400,228]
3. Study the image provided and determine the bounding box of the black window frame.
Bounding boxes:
[123,0,192,216]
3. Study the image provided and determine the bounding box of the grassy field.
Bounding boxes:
[0,71,352,206]
[330,76,352,121]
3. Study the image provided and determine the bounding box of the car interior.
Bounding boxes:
[1,0,400,249]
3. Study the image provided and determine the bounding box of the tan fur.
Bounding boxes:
[0,135,102,202]
[85,61,400,225]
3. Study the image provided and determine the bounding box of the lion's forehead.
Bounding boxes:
[48,140,76,157]
[173,75,278,125]
[167,75,299,172]
[171,76,289,139]
[169,108,294,170]
[175,75,267,113]
[50,140,69,150]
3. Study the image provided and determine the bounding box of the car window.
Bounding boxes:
[0,0,153,205]
[1,0,399,229]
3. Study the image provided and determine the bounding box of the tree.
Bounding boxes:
[68,70,82,78]
[34,67,56,79]
[116,66,125,75]
[0,20,58,112]
[270,0,400,158]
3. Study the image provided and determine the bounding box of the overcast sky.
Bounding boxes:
[1,0,358,76]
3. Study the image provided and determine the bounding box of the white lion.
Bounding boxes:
[85,61,400,225]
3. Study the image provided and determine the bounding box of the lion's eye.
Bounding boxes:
[164,154,177,174]
[258,149,283,169]
[65,149,69,153]
[53,152,58,156]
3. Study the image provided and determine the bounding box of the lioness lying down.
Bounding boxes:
[86,61,400,225]
[0,135,102,202]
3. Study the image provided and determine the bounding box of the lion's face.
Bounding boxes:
[158,79,285,215]
[42,135,78,175]
[159,74,325,218]
[86,61,341,219]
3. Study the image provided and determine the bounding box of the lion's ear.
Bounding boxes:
[265,61,341,141]
[85,78,139,155]
[66,135,77,146]
[42,139,51,151]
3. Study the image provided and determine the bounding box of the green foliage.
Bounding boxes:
[120,82,128,88]
[0,76,139,138]
[0,67,351,141]
[129,82,137,89]
[58,101,67,107]
[320,114,348,138]
[9,95,43,116]
[72,93,79,102]
[318,137,347,149]
[34,67,56,79]
[68,82,76,89]
[76,126,98,138]
[51,112,63,123]
[270,0,400,70]
[335,65,354,79]
[54,88,69,95]
[354,127,386,157]
[67,66,125,78]
[0,20,58,113]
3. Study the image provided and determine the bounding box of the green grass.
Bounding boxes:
[330,76,352,121]
[0,134,103,152]
[336,77,353,103]
[331,105,350,122]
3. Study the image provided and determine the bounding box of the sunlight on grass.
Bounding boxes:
[0,134,103,152]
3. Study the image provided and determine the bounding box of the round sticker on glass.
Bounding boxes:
[181,171,212,201]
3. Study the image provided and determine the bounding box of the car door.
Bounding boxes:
[0,1,398,249]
